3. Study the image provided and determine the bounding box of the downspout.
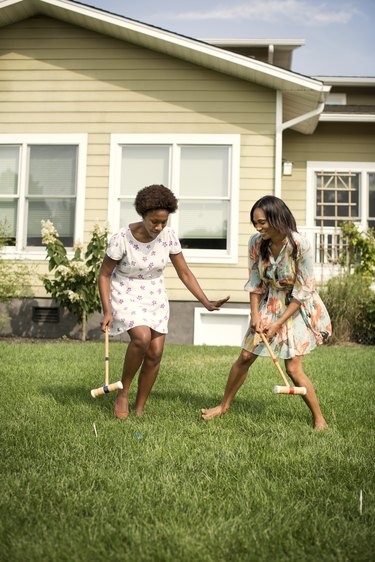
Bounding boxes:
[274,92,325,197]
[275,91,283,198]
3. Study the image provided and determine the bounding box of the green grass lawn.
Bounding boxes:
[0,341,374,562]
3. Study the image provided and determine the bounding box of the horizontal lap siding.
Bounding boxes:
[0,16,276,301]
[282,124,375,225]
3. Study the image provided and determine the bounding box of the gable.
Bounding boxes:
[0,0,330,134]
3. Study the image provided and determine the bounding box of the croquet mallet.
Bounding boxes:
[259,332,307,395]
[90,327,123,398]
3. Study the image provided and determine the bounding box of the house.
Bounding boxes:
[0,0,374,343]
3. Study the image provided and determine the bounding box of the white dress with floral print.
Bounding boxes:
[242,232,332,359]
[106,226,182,335]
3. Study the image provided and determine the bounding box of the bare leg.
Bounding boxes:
[201,350,257,420]
[134,332,165,415]
[285,356,328,431]
[114,326,152,419]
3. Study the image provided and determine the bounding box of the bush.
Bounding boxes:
[320,273,375,344]
[40,220,108,341]
[339,221,375,277]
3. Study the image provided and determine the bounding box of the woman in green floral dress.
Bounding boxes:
[202,196,331,431]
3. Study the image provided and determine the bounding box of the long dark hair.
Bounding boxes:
[250,196,298,260]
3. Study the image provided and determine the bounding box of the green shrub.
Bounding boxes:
[339,221,375,277]
[320,273,375,344]
[40,220,108,341]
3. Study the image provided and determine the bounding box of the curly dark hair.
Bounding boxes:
[134,184,178,217]
[250,195,298,259]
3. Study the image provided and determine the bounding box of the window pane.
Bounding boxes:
[0,200,17,245]
[315,171,359,226]
[28,145,77,196]
[27,199,75,246]
[121,146,170,196]
[180,146,229,197]
[0,146,19,195]
[120,200,140,226]
[178,201,228,250]
[369,173,375,219]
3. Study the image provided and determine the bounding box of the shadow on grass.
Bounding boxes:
[40,384,306,427]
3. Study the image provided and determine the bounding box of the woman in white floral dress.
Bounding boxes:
[202,196,331,431]
[99,185,229,419]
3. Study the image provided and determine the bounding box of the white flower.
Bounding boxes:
[73,240,84,253]
[41,219,59,244]
[70,261,91,276]
[56,265,70,276]
[65,290,81,303]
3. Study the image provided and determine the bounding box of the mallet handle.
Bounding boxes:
[105,327,109,387]
[260,332,290,387]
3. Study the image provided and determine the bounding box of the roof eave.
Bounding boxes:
[0,0,330,131]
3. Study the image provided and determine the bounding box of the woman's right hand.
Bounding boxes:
[100,312,113,332]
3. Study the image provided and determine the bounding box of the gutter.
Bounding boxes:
[274,92,326,197]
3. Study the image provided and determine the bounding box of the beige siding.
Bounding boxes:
[0,15,276,302]
[282,123,375,225]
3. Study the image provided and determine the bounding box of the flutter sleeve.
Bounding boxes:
[106,228,127,261]
[168,227,182,255]
[244,234,266,294]
[291,235,316,303]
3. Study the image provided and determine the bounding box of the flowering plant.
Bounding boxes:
[41,220,109,341]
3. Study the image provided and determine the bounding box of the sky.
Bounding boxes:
[77,0,375,77]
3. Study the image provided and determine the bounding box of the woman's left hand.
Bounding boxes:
[205,296,230,311]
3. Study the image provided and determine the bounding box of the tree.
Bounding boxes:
[41,220,109,341]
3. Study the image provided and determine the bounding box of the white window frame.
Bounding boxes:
[109,134,240,264]
[0,134,87,260]
[306,161,375,230]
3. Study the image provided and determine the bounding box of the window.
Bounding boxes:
[315,170,359,228]
[109,135,240,263]
[306,162,375,265]
[0,135,87,257]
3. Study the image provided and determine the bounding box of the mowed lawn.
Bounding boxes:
[0,340,374,562]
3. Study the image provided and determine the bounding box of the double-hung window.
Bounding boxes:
[0,135,87,258]
[109,134,240,263]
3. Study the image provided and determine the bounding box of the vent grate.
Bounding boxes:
[32,307,59,323]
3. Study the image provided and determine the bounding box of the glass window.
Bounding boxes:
[315,171,360,228]
[0,146,19,244]
[112,136,239,262]
[0,139,82,252]
[369,173,375,229]
[26,145,77,246]
[179,146,229,250]
[119,146,170,225]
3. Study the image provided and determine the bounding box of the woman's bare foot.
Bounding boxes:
[201,405,227,420]
[114,393,129,420]
[313,418,328,432]
[133,408,144,417]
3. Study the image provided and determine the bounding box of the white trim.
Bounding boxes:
[194,307,250,346]
[306,161,375,230]
[0,133,87,260]
[319,114,375,122]
[109,134,241,264]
